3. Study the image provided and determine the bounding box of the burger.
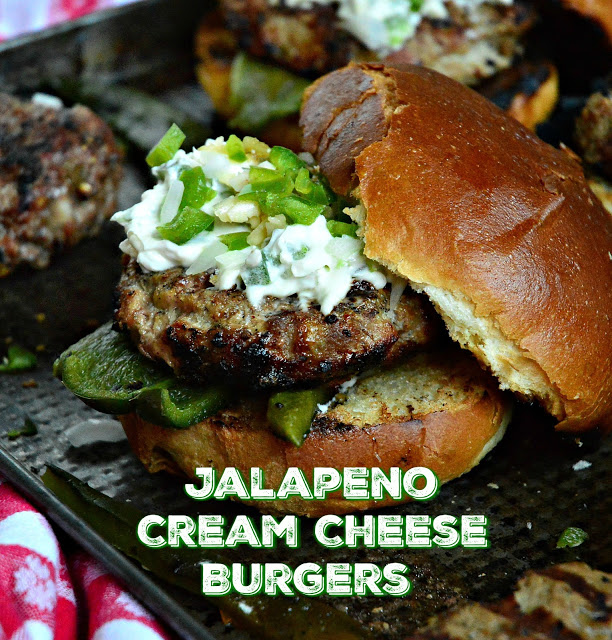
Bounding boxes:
[195,0,537,147]
[55,64,612,516]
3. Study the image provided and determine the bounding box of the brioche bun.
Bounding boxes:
[300,63,612,433]
[121,351,511,516]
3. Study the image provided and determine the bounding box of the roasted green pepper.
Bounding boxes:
[228,53,310,131]
[54,323,230,428]
[267,387,329,446]
[43,465,371,640]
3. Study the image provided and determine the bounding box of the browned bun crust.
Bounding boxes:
[300,63,612,433]
[120,352,511,516]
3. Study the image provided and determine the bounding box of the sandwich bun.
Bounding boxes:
[300,63,612,433]
[120,350,511,516]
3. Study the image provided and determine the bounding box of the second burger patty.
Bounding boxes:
[115,258,441,389]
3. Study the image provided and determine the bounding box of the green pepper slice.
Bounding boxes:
[556,527,588,548]
[243,254,271,286]
[136,386,231,429]
[54,323,230,428]
[226,134,247,162]
[179,167,216,210]
[0,344,37,373]
[145,123,186,167]
[269,146,307,174]
[228,53,310,131]
[281,195,326,225]
[249,167,294,194]
[42,466,371,640]
[267,387,329,446]
[327,220,359,238]
[157,206,214,245]
[218,232,250,251]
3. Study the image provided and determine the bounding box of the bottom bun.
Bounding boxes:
[121,351,512,516]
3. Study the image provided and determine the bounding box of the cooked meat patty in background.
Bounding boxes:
[115,258,442,389]
[0,93,122,276]
[221,0,533,85]
[575,91,612,181]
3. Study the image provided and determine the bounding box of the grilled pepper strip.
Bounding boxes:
[42,466,371,640]
[267,387,329,446]
[54,322,230,428]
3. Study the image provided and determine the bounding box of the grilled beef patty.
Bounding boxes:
[0,93,122,276]
[114,258,441,389]
[221,0,533,85]
[575,92,612,181]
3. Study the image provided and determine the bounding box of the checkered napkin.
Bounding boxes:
[0,475,172,640]
[0,0,140,41]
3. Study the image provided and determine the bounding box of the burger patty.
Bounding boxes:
[410,563,612,639]
[0,93,122,276]
[221,0,533,84]
[115,258,441,389]
[575,92,612,181]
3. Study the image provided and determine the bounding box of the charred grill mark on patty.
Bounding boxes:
[219,0,533,84]
[115,258,441,389]
[0,93,122,275]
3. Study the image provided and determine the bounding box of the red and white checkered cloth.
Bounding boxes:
[0,475,172,640]
[0,0,141,42]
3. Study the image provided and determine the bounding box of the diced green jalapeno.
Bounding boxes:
[309,181,331,205]
[0,344,37,373]
[236,190,267,208]
[281,195,326,225]
[269,146,306,173]
[260,192,282,218]
[243,254,271,285]
[226,134,247,162]
[218,232,250,251]
[556,527,588,548]
[7,417,38,440]
[145,123,186,167]
[327,220,358,238]
[294,167,313,195]
[267,387,329,446]
[157,206,214,245]
[249,167,294,194]
[179,167,216,209]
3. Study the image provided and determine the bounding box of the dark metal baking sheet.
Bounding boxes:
[0,2,610,638]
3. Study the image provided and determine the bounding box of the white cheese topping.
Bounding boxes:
[112,137,387,315]
[268,0,513,54]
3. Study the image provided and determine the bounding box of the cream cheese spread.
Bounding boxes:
[112,137,387,315]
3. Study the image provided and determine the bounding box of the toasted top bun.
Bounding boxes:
[120,350,511,516]
[300,63,612,433]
